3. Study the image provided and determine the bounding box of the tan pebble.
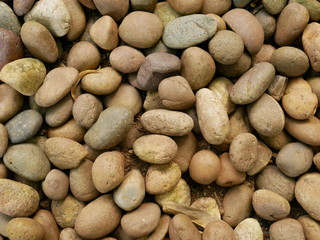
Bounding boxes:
[0,84,24,123]
[33,209,60,240]
[255,10,276,40]
[207,13,226,31]
[269,218,305,240]
[13,0,35,16]
[169,214,201,240]
[191,197,221,219]
[234,218,263,240]
[59,228,83,240]
[201,0,231,15]
[216,52,251,78]
[78,0,95,9]
[203,220,236,240]
[63,0,86,41]
[303,23,320,72]
[0,124,8,158]
[298,215,320,240]
[167,0,203,15]
[6,218,44,240]
[153,2,181,26]
[42,169,69,200]
[251,44,276,66]
[93,0,129,21]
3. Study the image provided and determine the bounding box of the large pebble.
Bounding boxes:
[24,0,71,37]
[255,11,276,40]
[70,160,100,202]
[93,0,129,21]
[6,218,44,240]
[234,218,263,240]
[196,88,229,145]
[4,144,50,181]
[146,162,181,195]
[63,0,86,41]
[167,0,203,15]
[92,151,125,193]
[119,11,163,48]
[33,209,60,240]
[21,21,58,63]
[45,137,88,169]
[0,84,24,123]
[223,9,264,55]
[154,2,181,26]
[0,28,24,70]
[47,118,86,142]
[201,0,232,15]
[0,58,46,96]
[35,67,79,107]
[81,67,122,95]
[298,215,320,240]
[51,194,84,228]
[0,179,39,217]
[84,107,134,150]
[42,169,69,201]
[247,141,272,176]
[216,52,251,78]
[169,214,201,240]
[230,62,275,105]
[0,2,21,35]
[133,134,178,164]
[45,95,74,127]
[262,0,286,15]
[203,220,236,240]
[136,52,180,91]
[114,169,145,211]
[5,109,43,143]
[295,173,320,221]
[163,14,217,49]
[180,47,216,91]
[274,2,309,46]
[0,124,8,158]
[13,0,35,16]
[59,228,83,240]
[147,214,171,240]
[290,0,320,21]
[141,109,193,136]
[247,94,285,137]
[223,184,253,227]
[303,23,320,72]
[75,195,122,239]
[252,189,291,221]
[256,165,296,202]
[269,218,306,240]
[155,178,191,207]
[121,202,161,238]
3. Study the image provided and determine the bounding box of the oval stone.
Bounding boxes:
[163,14,217,49]
[35,67,78,107]
[0,84,24,123]
[0,179,40,217]
[5,109,43,144]
[0,28,24,70]
[234,218,263,240]
[0,58,46,96]
[24,0,71,37]
[4,144,50,181]
[84,107,134,150]
[6,218,45,240]
[113,169,145,211]
[0,2,21,35]
[21,21,59,63]
[0,124,8,158]
[13,0,35,16]
[63,0,86,41]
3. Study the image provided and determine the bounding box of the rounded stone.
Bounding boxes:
[169,214,201,240]
[0,28,24,70]
[269,218,305,240]
[42,169,69,201]
[6,218,44,240]
[153,2,181,26]
[163,14,217,49]
[0,124,8,158]
[146,162,181,195]
[303,23,320,72]
[4,144,50,181]
[119,11,163,49]
[0,84,24,123]
[262,0,287,15]
[21,21,59,63]
[0,179,40,217]
[24,0,71,37]
[93,0,129,21]
[84,107,134,150]
[234,218,263,240]
[63,0,86,41]
[191,197,221,219]
[5,109,43,144]
[167,0,203,15]
[113,169,145,211]
[255,10,276,40]
[0,2,21,35]
[0,58,46,96]
[13,0,35,16]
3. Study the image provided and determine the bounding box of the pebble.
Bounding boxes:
[110,46,145,74]
[247,141,272,176]
[298,215,320,240]
[45,94,74,127]
[155,178,191,207]
[0,124,8,158]
[146,162,181,195]
[269,218,306,240]
[3,144,50,181]
[143,91,165,111]
[113,169,145,211]
[119,11,163,49]
[21,21,59,63]
[121,202,161,238]
[216,52,251,78]
[75,195,122,239]
[255,10,276,41]
[0,58,46,96]
[24,0,71,37]
[51,194,85,228]
[223,184,254,227]
[81,67,122,95]
[262,0,287,15]
[203,220,236,240]
[0,84,24,123]
[201,0,232,15]
[0,178,40,217]
[73,93,103,129]
[0,212,13,237]
[147,214,171,240]
[70,160,100,202]
[0,2,21,35]
[131,0,157,11]
[6,218,45,240]
[42,169,69,201]
[162,14,217,49]
[13,0,35,16]
[196,88,229,145]
[47,118,86,142]
[0,28,24,70]
[191,197,221,219]
[93,0,129,21]
[252,189,291,221]
[136,52,181,91]
[180,47,216,90]
[92,151,125,193]
[153,2,181,26]
[141,109,194,136]
[303,23,320,72]
[290,0,320,21]
[33,209,60,240]
[59,228,83,240]
[84,107,134,150]
[45,137,88,169]
[133,134,178,164]
[167,0,203,15]
[5,109,43,144]
[63,0,86,41]
[169,214,201,240]
[295,172,320,221]
[234,218,263,240]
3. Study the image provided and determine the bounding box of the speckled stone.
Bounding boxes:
[0,2,21,35]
